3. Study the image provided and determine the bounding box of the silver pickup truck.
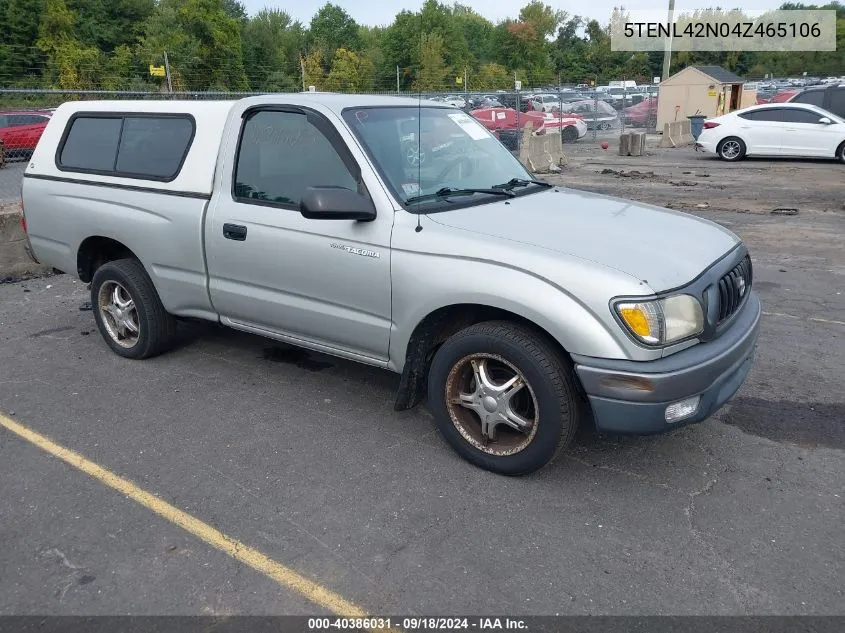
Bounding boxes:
[20,95,760,475]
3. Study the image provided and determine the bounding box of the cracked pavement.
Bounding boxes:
[1,150,844,615]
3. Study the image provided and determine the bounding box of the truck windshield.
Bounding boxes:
[342,106,539,211]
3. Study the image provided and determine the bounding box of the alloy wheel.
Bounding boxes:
[97,281,140,348]
[444,353,539,456]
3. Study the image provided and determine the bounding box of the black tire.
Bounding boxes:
[427,321,581,476]
[717,136,746,161]
[837,141,845,164]
[598,121,612,131]
[91,258,176,359]
[561,126,579,143]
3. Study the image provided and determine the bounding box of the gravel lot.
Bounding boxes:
[0,141,843,618]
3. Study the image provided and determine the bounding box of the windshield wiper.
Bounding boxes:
[492,177,553,191]
[405,186,515,205]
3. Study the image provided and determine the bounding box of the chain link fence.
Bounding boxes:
[0,87,659,204]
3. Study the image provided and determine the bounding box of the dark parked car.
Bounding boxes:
[557,100,619,130]
[787,83,845,118]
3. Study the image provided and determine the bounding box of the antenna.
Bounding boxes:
[415,47,423,233]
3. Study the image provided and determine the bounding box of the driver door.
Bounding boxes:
[205,106,394,364]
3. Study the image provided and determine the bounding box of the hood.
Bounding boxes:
[425,188,740,292]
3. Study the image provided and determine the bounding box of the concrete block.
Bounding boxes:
[629,132,646,156]
[618,133,631,156]
[0,204,52,279]
[659,121,694,148]
[518,123,564,173]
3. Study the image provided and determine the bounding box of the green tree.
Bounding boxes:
[326,48,374,91]
[67,0,155,52]
[0,0,47,83]
[358,25,385,90]
[470,62,510,89]
[309,3,360,67]
[242,8,303,91]
[415,32,449,90]
[36,0,126,90]
[302,49,325,89]
[221,0,246,22]
[519,1,565,39]
[138,0,248,91]
[453,4,494,66]
[420,0,469,70]
[379,10,419,90]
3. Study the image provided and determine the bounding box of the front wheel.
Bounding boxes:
[717,137,746,161]
[427,321,581,475]
[837,141,845,164]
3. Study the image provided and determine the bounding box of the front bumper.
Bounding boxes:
[572,292,761,435]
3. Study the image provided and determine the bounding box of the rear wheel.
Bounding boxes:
[427,321,581,475]
[598,121,612,131]
[837,141,845,164]
[91,258,176,359]
[717,136,746,161]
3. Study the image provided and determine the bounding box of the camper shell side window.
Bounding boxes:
[56,112,196,182]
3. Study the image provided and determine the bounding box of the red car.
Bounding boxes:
[0,110,52,159]
[470,107,585,141]
[756,89,798,105]
[621,97,658,127]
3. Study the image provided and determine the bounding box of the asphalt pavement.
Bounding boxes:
[0,190,843,617]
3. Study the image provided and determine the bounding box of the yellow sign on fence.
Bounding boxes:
[149,65,166,77]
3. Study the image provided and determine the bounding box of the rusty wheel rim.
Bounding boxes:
[444,353,539,456]
[98,281,139,348]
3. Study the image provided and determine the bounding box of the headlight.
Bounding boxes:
[615,295,704,346]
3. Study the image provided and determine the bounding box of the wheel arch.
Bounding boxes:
[77,236,140,283]
[393,302,589,411]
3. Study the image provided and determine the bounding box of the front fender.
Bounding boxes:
[388,251,638,374]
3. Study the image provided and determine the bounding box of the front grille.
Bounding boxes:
[716,255,753,323]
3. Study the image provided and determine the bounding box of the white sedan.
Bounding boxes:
[696,103,845,163]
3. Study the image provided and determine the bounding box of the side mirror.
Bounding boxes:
[300,186,376,221]
[818,116,833,124]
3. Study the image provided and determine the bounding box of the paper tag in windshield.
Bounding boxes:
[447,112,489,140]
[401,182,420,196]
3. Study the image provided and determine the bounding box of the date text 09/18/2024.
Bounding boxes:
[308,617,529,630]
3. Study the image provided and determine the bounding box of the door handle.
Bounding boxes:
[223,223,247,241]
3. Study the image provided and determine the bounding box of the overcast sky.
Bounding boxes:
[240,1,787,28]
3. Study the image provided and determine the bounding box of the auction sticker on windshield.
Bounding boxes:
[447,112,489,140]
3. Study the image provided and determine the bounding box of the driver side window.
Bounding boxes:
[234,110,358,208]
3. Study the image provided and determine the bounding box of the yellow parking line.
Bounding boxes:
[0,412,369,619]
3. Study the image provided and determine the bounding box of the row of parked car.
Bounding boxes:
[756,82,845,116]
[2,84,841,166]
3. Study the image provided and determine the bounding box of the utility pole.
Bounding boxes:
[464,66,468,93]
[163,51,173,94]
[300,55,306,91]
[396,65,400,94]
[662,0,675,82]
